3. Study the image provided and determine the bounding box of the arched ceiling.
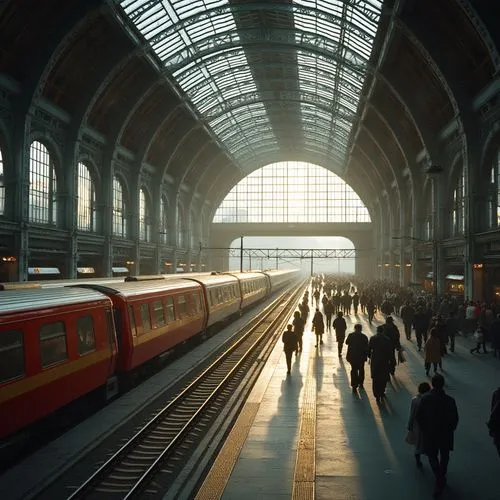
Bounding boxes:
[0,0,497,213]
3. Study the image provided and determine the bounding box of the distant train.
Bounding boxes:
[0,269,300,440]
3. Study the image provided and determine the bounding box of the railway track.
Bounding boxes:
[59,282,305,499]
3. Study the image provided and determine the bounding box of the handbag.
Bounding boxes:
[473,330,484,342]
[405,429,415,445]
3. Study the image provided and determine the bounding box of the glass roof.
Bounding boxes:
[117,0,383,171]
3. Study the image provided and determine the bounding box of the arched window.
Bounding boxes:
[77,162,96,231]
[112,176,128,237]
[177,205,185,248]
[489,151,500,228]
[423,185,433,241]
[139,188,151,242]
[452,168,465,236]
[160,195,168,244]
[190,211,197,250]
[29,141,57,224]
[0,147,4,216]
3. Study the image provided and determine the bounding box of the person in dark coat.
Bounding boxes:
[332,311,348,357]
[413,307,430,351]
[416,374,459,498]
[487,386,500,457]
[366,298,376,325]
[490,313,500,358]
[367,325,393,402]
[282,324,297,375]
[292,310,305,353]
[446,311,459,353]
[345,323,369,392]
[400,301,415,341]
[324,298,334,331]
[312,308,325,347]
[352,292,360,315]
[383,316,401,375]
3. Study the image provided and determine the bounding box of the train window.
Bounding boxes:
[234,284,239,297]
[39,322,67,368]
[128,305,137,337]
[177,294,187,318]
[76,315,96,355]
[165,296,175,322]
[209,289,215,306]
[140,304,151,333]
[193,292,202,312]
[152,300,165,327]
[0,330,24,383]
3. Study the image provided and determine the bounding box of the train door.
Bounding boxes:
[104,307,119,399]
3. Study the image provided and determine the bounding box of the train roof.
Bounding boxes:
[263,269,299,276]
[225,271,268,280]
[180,273,239,287]
[0,287,111,315]
[73,278,201,299]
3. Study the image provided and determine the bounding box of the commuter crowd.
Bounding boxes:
[281,274,500,499]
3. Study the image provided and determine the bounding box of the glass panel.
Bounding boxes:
[152,299,166,327]
[39,321,67,367]
[0,330,24,382]
[160,196,168,243]
[140,303,151,333]
[77,162,96,231]
[177,294,187,317]
[76,315,96,355]
[29,141,57,224]
[113,176,128,237]
[165,296,175,322]
[116,1,382,164]
[128,305,137,337]
[213,162,370,223]
[139,188,150,241]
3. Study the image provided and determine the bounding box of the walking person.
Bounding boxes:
[446,311,459,353]
[312,307,325,347]
[332,310,347,357]
[367,325,393,403]
[383,316,401,375]
[400,301,415,341]
[413,306,430,351]
[282,324,297,375]
[366,298,376,325]
[470,325,488,354]
[407,381,431,467]
[424,328,442,376]
[292,310,305,353]
[324,298,334,331]
[487,386,500,458]
[416,374,459,498]
[345,323,369,392]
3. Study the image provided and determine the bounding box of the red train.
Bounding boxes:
[0,269,300,441]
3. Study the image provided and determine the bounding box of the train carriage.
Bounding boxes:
[0,288,117,440]
[226,272,271,310]
[264,269,301,290]
[180,273,241,327]
[76,280,206,372]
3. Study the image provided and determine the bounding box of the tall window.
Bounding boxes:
[190,212,197,249]
[139,188,151,242]
[77,162,96,231]
[213,162,370,223]
[452,167,465,236]
[489,152,500,228]
[29,141,57,224]
[177,205,185,248]
[0,146,4,216]
[112,176,128,237]
[160,195,168,244]
[424,186,433,241]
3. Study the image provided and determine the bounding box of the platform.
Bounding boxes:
[195,308,499,500]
